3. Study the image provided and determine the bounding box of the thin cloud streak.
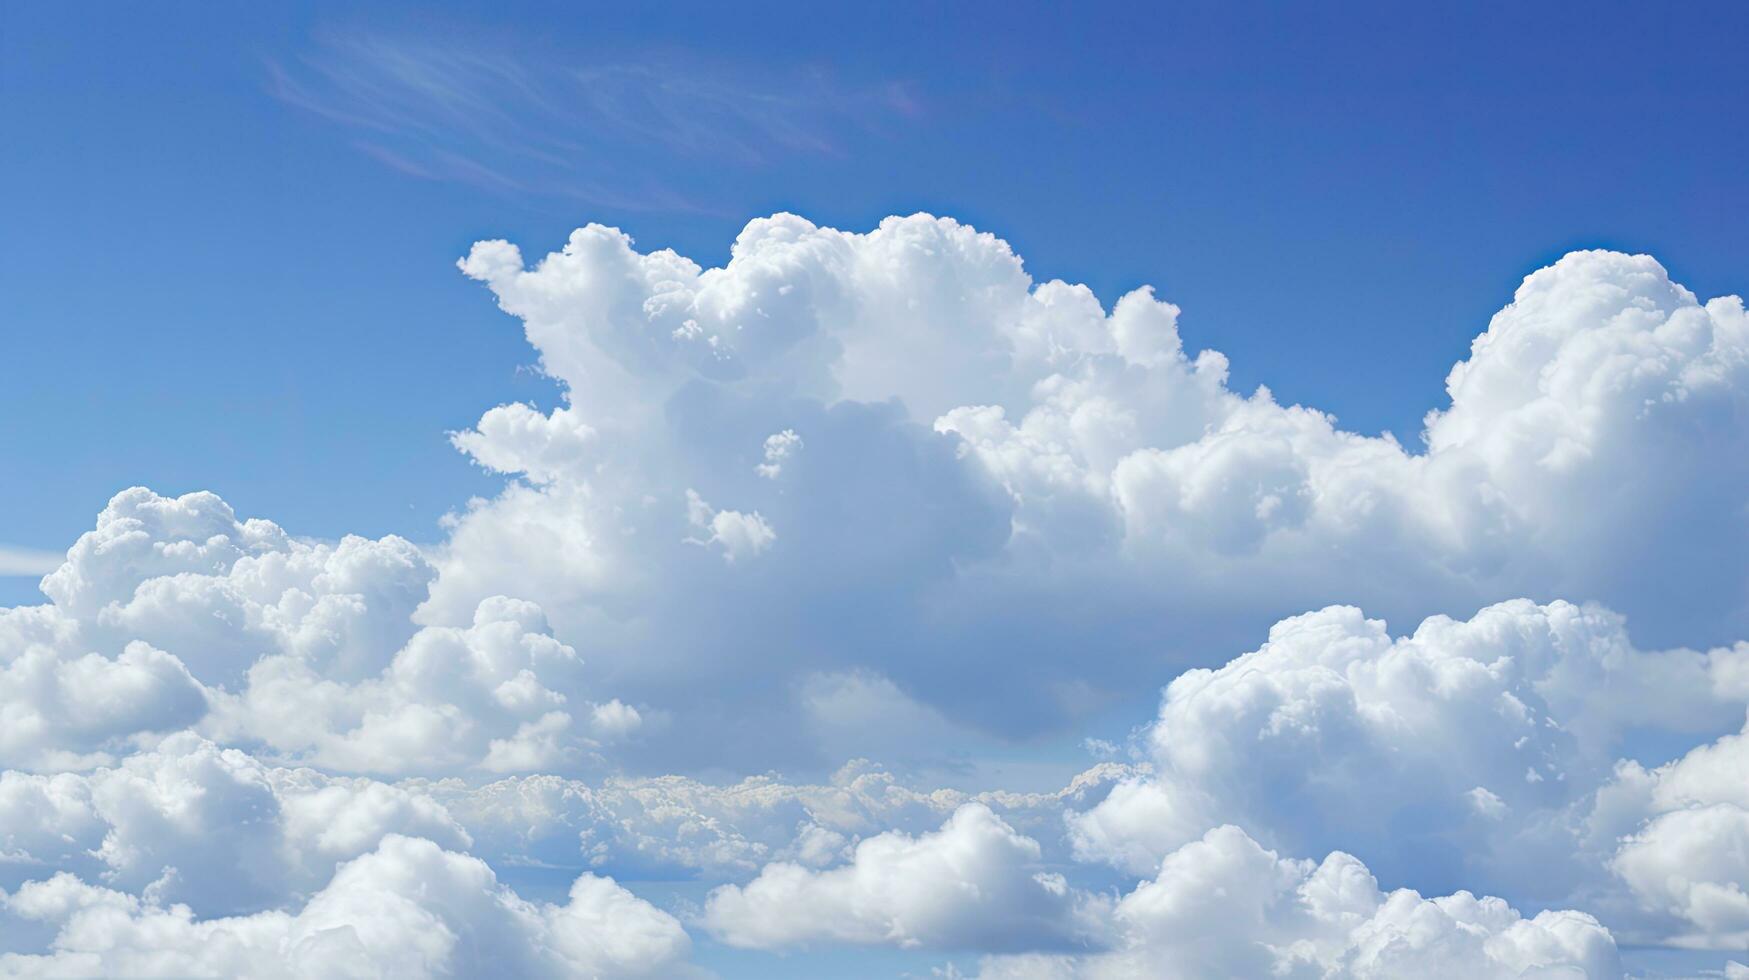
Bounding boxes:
[266,30,921,213]
[0,545,60,577]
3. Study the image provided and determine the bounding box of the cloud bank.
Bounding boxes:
[5,212,1749,975]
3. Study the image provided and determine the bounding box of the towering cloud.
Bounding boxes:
[433,216,1749,771]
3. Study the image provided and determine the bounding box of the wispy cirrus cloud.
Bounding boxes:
[266,31,921,212]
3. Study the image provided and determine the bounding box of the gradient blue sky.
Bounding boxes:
[6,0,1748,598]
[7,5,1749,977]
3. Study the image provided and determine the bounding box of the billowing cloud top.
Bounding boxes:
[434,216,1749,763]
[5,212,1749,977]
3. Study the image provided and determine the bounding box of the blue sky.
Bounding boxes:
[7,0,1748,581]
[5,4,1749,977]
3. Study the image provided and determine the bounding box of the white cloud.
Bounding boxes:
[0,770,101,868]
[211,594,631,776]
[684,489,775,562]
[0,733,468,917]
[428,215,1749,779]
[41,488,433,686]
[0,834,696,979]
[6,212,1749,972]
[0,602,209,771]
[1066,599,1749,892]
[755,428,802,479]
[1,489,638,778]
[452,403,597,485]
[702,803,1103,951]
[974,825,1621,979]
[1585,716,1749,947]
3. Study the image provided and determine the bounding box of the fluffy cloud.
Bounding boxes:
[695,809,1618,974]
[0,835,695,979]
[1588,717,1749,947]
[948,247,1749,644]
[1,487,431,770]
[7,212,1749,973]
[0,602,207,770]
[684,489,775,562]
[0,733,467,916]
[429,215,1749,775]
[4,489,636,777]
[1068,600,1749,895]
[703,803,1102,952]
[212,595,637,776]
[41,488,432,685]
[974,825,1621,979]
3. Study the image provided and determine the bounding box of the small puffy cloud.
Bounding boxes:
[685,490,775,563]
[0,835,696,979]
[452,403,597,485]
[589,698,644,739]
[756,428,803,479]
[975,825,1621,980]
[703,803,1103,952]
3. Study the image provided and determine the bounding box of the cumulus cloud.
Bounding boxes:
[1586,716,1749,947]
[0,835,695,979]
[41,488,432,686]
[684,489,775,562]
[0,488,435,770]
[430,215,1749,776]
[756,428,802,479]
[452,403,598,485]
[3,488,636,777]
[451,219,1749,634]
[212,595,634,776]
[0,733,467,917]
[7,211,1749,972]
[0,605,208,770]
[974,825,1621,979]
[703,803,1103,952]
[693,809,1618,974]
[1067,600,1749,898]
